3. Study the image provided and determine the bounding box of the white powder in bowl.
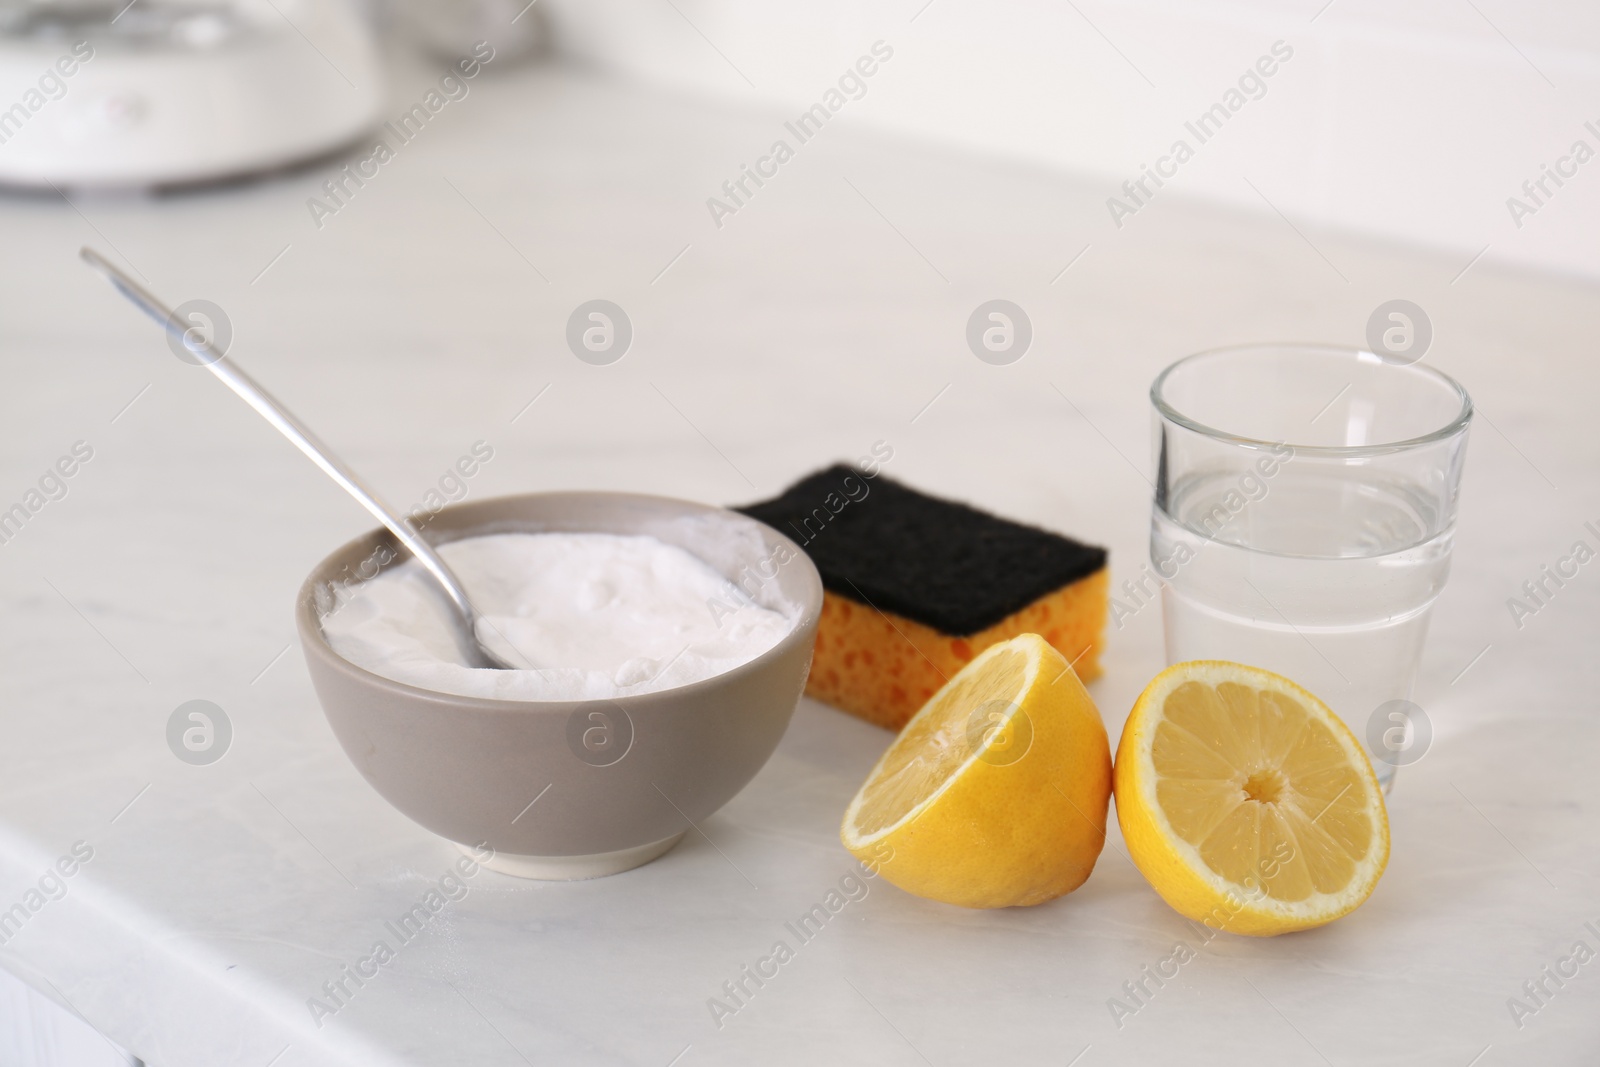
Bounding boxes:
[320,532,797,701]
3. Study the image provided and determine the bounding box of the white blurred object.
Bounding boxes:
[0,0,384,189]
[395,0,544,65]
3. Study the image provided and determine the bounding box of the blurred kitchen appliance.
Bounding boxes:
[0,0,383,188]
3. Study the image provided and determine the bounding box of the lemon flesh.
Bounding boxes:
[841,633,1112,909]
[848,642,1031,838]
[1115,661,1389,936]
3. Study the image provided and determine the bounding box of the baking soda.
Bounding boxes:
[321,532,796,701]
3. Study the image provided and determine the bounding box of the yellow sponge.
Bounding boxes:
[740,467,1108,731]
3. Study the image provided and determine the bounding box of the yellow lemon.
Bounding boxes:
[1114,661,1390,936]
[840,633,1112,908]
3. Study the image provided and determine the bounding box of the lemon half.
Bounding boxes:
[1114,661,1390,936]
[840,633,1112,909]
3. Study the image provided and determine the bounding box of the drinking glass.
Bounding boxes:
[1149,344,1472,788]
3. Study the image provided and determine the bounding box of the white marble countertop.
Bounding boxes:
[1,54,1597,1067]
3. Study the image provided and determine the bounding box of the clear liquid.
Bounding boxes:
[1151,469,1455,785]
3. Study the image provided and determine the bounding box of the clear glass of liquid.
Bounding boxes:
[1150,344,1472,789]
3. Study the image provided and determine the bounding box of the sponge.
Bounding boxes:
[739,466,1107,731]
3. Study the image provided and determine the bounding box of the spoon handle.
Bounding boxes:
[80,247,515,670]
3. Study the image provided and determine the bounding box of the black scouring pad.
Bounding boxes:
[738,465,1107,636]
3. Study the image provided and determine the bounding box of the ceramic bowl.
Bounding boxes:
[296,491,821,880]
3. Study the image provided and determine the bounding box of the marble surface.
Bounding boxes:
[0,52,1598,1067]
[0,965,134,1066]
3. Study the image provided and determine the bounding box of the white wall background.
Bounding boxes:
[540,0,1600,279]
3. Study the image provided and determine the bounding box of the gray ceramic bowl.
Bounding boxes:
[296,492,821,880]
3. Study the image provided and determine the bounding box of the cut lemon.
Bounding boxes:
[1114,661,1389,936]
[840,633,1112,909]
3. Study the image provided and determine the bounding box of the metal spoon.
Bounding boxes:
[81,247,522,671]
